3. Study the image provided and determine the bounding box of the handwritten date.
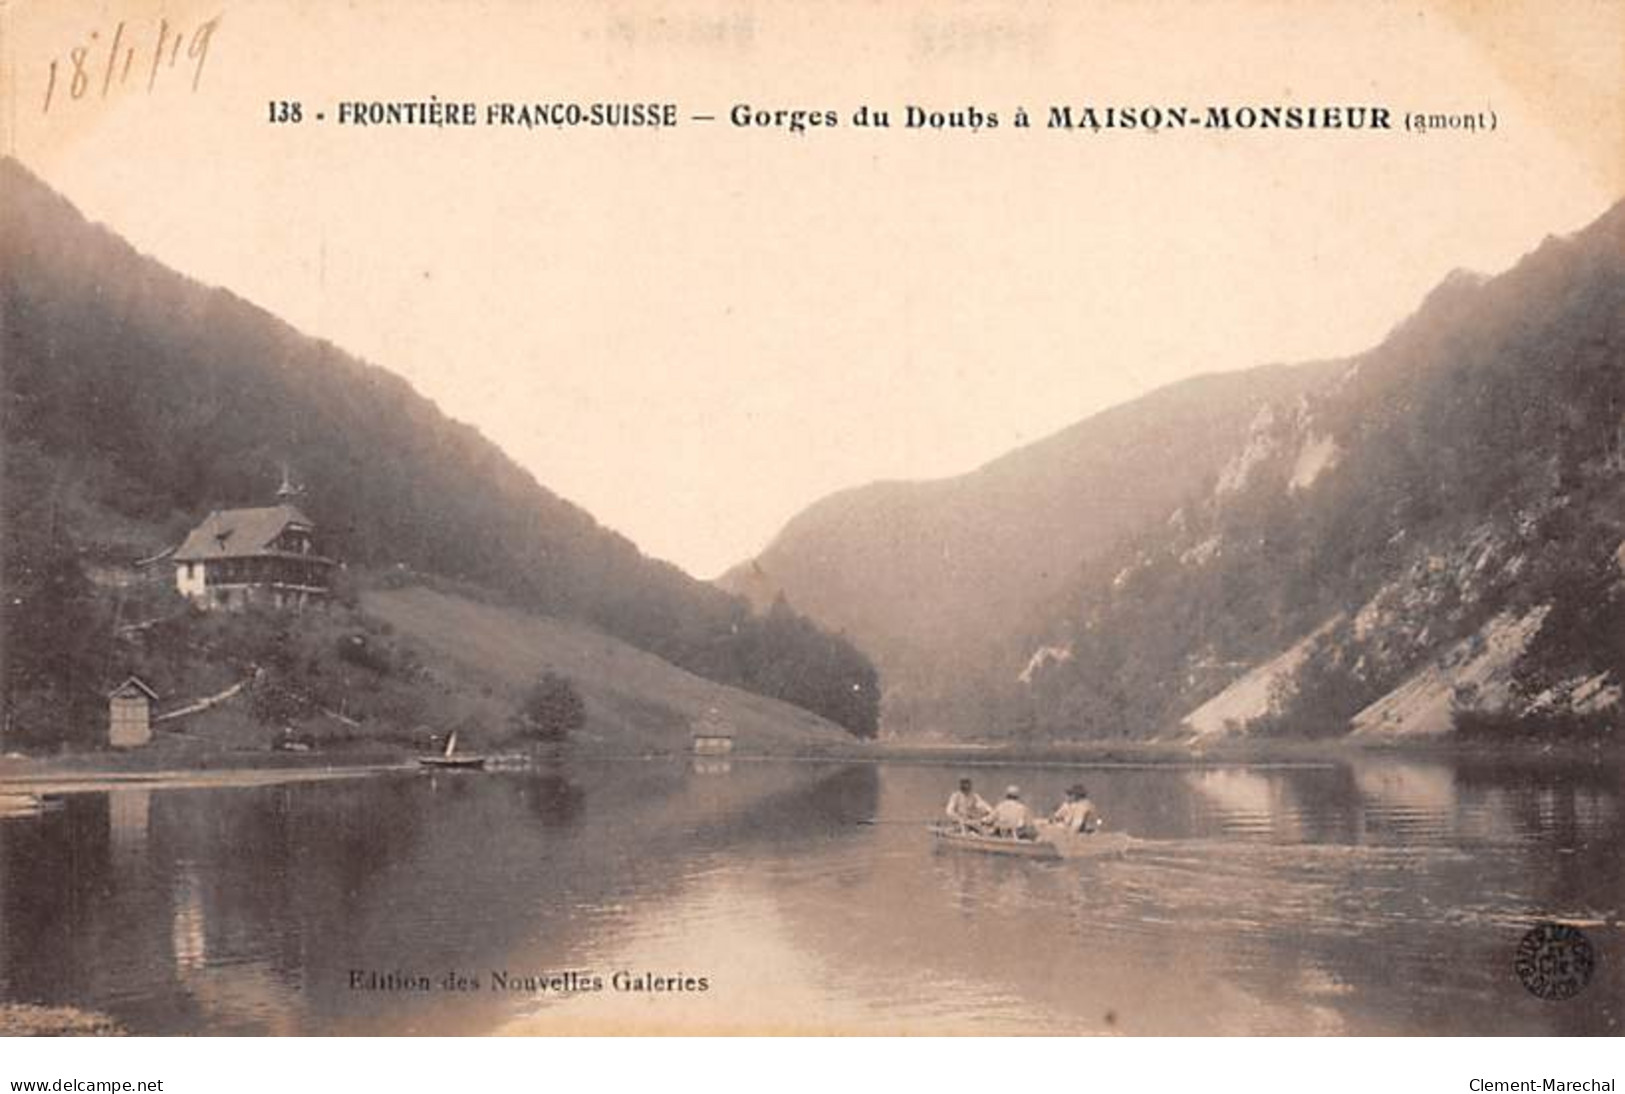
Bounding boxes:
[42,15,221,115]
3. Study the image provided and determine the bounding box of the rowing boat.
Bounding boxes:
[929,822,1062,859]
[927,822,1132,861]
[418,730,486,770]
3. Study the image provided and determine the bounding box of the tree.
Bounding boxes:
[0,441,111,748]
[248,667,316,726]
[514,671,586,742]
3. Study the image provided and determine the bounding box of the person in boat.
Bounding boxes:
[1050,783,1101,834]
[945,777,993,830]
[987,785,1038,840]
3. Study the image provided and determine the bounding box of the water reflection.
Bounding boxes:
[108,788,150,859]
[1187,768,1306,841]
[0,754,1617,1035]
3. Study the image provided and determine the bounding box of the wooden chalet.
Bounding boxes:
[172,474,335,610]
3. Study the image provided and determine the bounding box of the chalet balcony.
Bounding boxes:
[202,554,335,591]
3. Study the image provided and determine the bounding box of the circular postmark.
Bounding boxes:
[1514,922,1596,1001]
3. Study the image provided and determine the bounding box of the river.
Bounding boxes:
[0,754,1618,1035]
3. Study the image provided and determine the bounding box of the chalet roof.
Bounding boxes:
[108,676,159,701]
[173,505,316,562]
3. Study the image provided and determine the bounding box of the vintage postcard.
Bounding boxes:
[0,0,1621,1041]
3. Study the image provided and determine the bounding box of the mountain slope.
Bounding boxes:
[1019,200,1625,740]
[0,157,878,741]
[728,200,1625,741]
[721,357,1336,735]
[361,586,856,753]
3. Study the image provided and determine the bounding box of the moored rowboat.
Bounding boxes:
[0,793,41,819]
[418,730,486,770]
[417,755,487,770]
[0,793,64,819]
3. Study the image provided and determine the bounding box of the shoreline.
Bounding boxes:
[0,761,415,795]
[3,735,1616,791]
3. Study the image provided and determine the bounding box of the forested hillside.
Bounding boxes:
[0,157,878,743]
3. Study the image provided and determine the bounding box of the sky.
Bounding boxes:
[4,0,1622,577]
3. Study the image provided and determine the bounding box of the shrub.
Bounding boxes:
[513,671,586,743]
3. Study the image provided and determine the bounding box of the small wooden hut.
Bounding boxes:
[108,676,159,749]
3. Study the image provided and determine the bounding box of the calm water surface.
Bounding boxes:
[1,756,1619,1034]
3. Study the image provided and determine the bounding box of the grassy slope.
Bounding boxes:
[362,586,857,755]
